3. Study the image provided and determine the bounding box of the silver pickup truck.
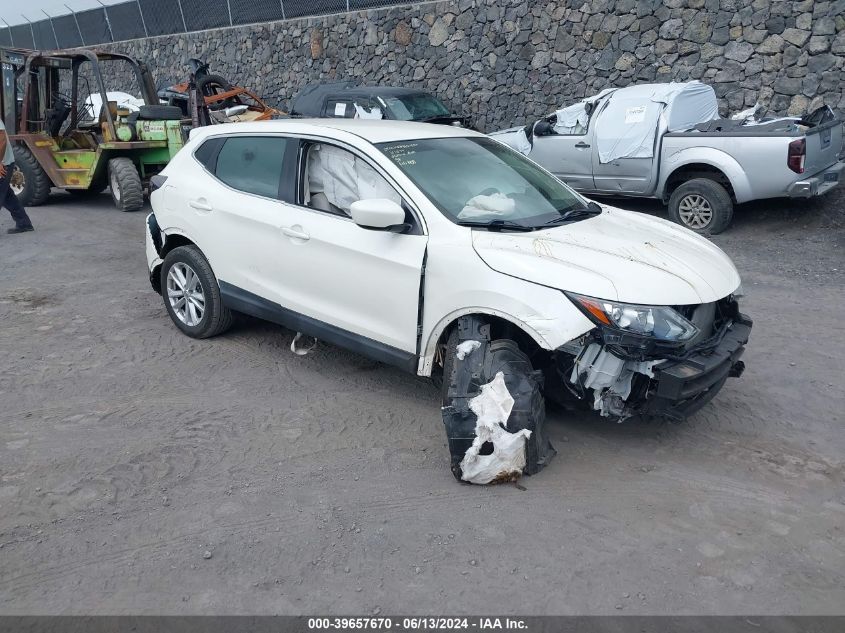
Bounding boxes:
[491,82,844,234]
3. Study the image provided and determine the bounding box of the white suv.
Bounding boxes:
[146,120,751,483]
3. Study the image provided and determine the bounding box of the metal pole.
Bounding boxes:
[22,15,36,49]
[226,0,233,27]
[65,4,85,45]
[176,0,187,33]
[1,19,14,47]
[136,0,149,37]
[42,10,60,48]
[96,1,115,42]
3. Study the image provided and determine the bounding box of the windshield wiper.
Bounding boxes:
[456,219,535,232]
[544,201,602,226]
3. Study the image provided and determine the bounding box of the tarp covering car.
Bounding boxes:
[492,82,719,164]
[593,82,718,163]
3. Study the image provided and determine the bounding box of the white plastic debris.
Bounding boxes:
[455,340,481,360]
[290,332,317,356]
[459,372,532,484]
[456,192,516,220]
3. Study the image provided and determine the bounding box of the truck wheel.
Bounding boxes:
[108,157,144,212]
[441,323,555,482]
[11,145,51,207]
[668,178,733,235]
[160,245,233,339]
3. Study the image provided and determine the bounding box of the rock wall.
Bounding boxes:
[105,0,845,132]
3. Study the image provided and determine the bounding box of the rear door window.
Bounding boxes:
[214,136,287,199]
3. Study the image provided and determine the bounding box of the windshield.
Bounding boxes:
[377,94,452,121]
[376,137,590,228]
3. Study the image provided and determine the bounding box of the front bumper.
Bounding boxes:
[644,316,752,420]
[787,160,844,198]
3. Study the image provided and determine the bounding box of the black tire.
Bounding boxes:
[668,178,734,235]
[197,75,235,109]
[197,74,233,97]
[137,104,183,121]
[442,326,555,482]
[11,145,51,207]
[160,245,233,339]
[108,157,144,212]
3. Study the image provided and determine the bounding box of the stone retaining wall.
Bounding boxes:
[104,0,845,132]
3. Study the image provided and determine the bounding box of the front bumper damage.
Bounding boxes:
[557,300,752,422]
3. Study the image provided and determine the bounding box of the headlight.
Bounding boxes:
[566,292,699,342]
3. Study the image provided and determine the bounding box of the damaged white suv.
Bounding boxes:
[145,120,751,483]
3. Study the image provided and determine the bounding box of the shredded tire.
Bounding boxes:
[441,316,556,482]
[160,246,233,339]
[108,157,144,212]
[11,145,51,207]
[668,178,734,235]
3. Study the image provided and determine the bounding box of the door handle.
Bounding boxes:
[189,198,213,212]
[281,226,310,241]
[574,142,591,149]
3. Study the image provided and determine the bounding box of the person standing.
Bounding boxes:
[0,118,34,234]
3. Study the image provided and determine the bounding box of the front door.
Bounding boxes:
[271,140,427,356]
[528,133,595,192]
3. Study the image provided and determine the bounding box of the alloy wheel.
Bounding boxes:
[677,194,713,230]
[167,263,206,327]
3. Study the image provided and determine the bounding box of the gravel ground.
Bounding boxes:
[0,189,843,615]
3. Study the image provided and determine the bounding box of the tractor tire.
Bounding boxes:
[108,158,144,213]
[137,105,183,121]
[11,145,51,207]
[668,178,734,235]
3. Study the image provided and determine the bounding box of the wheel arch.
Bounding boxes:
[659,149,752,203]
[149,231,200,294]
[419,308,551,376]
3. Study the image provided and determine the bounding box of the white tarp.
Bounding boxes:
[84,91,145,120]
[594,82,718,163]
[307,144,401,213]
[489,126,533,155]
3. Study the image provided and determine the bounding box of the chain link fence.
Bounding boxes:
[0,0,405,49]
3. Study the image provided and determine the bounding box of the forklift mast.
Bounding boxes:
[1,48,27,135]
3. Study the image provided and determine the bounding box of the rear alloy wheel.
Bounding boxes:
[11,145,51,206]
[108,157,144,212]
[161,246,233,339]
[668,178,734,235]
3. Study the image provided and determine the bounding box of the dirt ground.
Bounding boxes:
[0,189,843,616]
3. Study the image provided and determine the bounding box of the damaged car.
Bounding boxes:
[491,81,844,234]
[145,120,751,484]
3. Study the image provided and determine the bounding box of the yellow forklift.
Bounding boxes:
[1,47,184,212]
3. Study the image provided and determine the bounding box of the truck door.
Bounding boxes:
[528,127,595,192]
[590,99,660,195]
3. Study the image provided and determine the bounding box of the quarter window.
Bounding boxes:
[214,136,287,199]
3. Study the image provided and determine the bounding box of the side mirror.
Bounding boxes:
[350,198,408,232]
[224,105,249,117]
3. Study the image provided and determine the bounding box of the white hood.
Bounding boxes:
[471,206,741,306]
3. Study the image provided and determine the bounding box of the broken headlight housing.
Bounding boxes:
[566,292,699,342]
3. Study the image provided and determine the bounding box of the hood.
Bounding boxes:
[472,206,741,305]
